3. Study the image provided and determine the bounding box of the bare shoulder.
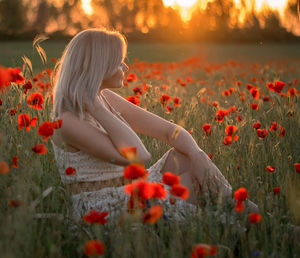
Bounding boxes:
[53,110,130,166]
[52,112,80,152]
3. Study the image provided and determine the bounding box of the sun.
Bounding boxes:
[163,0,198,8]
[163,0,198,21]
[81,0,93,16]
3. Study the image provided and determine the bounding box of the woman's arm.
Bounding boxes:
[87,96,151,163]
[100,89,202,159]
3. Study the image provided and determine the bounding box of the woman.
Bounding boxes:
[51,28,258,222]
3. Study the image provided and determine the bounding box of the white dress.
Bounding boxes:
[51,105,198,223]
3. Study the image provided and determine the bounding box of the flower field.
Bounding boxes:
[0,42,300,257]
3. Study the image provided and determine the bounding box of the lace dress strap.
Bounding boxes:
[100,92,131,127]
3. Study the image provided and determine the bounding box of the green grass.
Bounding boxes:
[0,43,300,257]
[2,40,300,69]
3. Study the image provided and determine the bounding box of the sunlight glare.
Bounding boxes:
[255,0,287,11]
[162,0,198,21]
[163,0,197,7]
[163,0,176,6]
[81,0,93,15]
[176,0,198,8]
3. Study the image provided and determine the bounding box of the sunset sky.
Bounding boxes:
[82,0,289,21]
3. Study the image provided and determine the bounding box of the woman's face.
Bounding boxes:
[101,62,129,89]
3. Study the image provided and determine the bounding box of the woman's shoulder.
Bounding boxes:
[52,111,82,153]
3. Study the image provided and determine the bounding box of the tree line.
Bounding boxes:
[0,0,299,42]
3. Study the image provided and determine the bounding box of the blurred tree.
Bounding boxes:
[0,0,27,35]
[20,0,83,35]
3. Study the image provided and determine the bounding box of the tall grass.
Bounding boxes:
[0,44,299,258]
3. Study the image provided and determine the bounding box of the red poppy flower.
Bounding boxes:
[84,240,105,256]
[177,78,186,87]
[246,83,253,90]
[266,166,275,173]
[124,179,155,200]
[249,212,262,223]
[27,92,44,109]
[191,244,217,258]
[52,119,62,129]
[9,200,22,207]
[222,89,231,96]
[270,122,278,131]
[227,105,237,114]
[22,80,32,94]
[215,109,229,123]
[83,210,108,225]
[160,94,172,106]
[125,96,140,105]
[0,98,2,105]
[9,108,17,116]
[294,163,300,173]
[133,87,142,96]
[263,96,270,101]
[288,88,298,96]
[0,66,12,89]
[236,115,242,122]
[273,81,286,93]
[212,101,219,108]
[250,103,258,110]
[202,124,211,136]
[65,166,76,175]
[173,97,180,106]
[120,147,137,161]
[124,163,147,180]
[7,67,24,84]
[257,129,268,139]
[253,122,261,130]
[225,125,237,136]
[11,156,18,168]
[273,187,280,195]
[18,114,37,131]
[166,106,174,113]
[0,161,10,174]
[208,154,213,159]
[223,136,232,145]
[127,73,137,82]
[250,88,259,99]
[38,121,55,141]
[143,204,163,224]
[169,197,176,205]
[234,187,248,201]
[32,144,48,154]
[151,183,167,199]
[162,172,180,186]
[170,184,189,200]
[235,200,245,212]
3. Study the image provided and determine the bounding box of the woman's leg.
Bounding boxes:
[160,148,259,212]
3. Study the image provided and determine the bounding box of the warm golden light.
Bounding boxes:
[163,0,198,21]
[176,0,198,8]
[81,0,93,15]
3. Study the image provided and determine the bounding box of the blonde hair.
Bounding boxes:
[52,28,127,121]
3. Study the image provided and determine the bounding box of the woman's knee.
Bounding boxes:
[160,148,192,175]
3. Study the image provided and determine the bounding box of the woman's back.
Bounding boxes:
[51,94,131,184]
